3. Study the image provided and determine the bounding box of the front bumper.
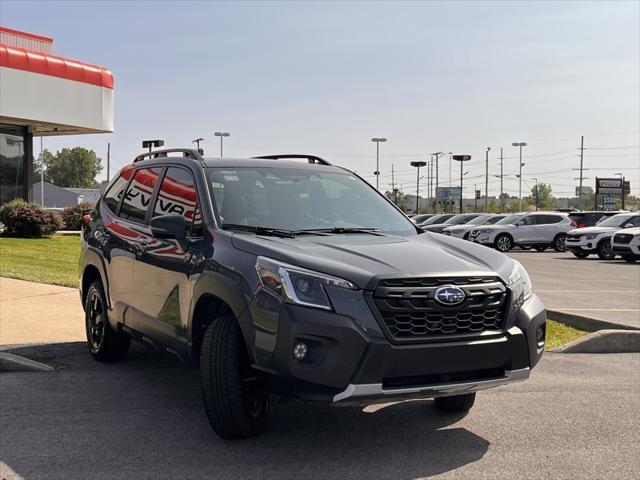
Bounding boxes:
[612,244,640,255]
[258,289,546,405]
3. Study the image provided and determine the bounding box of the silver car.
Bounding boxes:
[469,212,573,252]
[442,214,509,240]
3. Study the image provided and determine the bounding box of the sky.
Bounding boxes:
[1,0,639,198]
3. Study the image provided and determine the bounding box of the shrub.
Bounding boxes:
[62,202,95,230]
[0,199,63,238]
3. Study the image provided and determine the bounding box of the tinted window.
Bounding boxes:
[102,171,130,214]
[153,167,202,236]
[120,167,161,223]
[535,215,563,224]
[519,215,536,226]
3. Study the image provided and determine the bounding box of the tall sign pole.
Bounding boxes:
[578,135,585,210]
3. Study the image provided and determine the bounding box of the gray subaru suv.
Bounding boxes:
[79,149,546,439]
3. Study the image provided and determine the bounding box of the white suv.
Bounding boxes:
[611,226,640,263]
[469,212,572,252]
[442,214,509,240]
[566,213,640,259]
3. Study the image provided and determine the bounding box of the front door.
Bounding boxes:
[514,215,537,243]
[132,166,204,354]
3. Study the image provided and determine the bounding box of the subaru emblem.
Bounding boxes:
[434,286,466,306]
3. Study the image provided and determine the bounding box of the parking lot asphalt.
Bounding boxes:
[1,343,639,480]
[507,250,640,330]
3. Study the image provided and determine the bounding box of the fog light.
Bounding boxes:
[536,325,545,347]
[293,342,308,360]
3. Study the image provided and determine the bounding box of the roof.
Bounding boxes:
[0,44,113,88]
[201,157,346,172]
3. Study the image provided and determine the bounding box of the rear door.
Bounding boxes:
[534,214,564,242]
[131,166,204,353]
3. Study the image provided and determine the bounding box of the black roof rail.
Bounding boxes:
[134,148,204,163]
[252,154,332,166]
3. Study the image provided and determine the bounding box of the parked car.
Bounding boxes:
[611,227,640,262]
[418,213,455,227]
[410,213,435,224]
[469,212,572,252]
[442,214,509,240]
[421,213,483,234]
[566,213,640,259]
[568,210,625,228]
[79,149,545,439]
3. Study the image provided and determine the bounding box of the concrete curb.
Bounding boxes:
[552,329,640,353]
[0,351,55,372]
[547,309,640,333]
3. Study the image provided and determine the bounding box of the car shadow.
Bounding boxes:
[2,342,490,480]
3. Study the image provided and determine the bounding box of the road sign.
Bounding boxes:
[624,181,631,195]
[437,187,461,201]
[475,190,481,200]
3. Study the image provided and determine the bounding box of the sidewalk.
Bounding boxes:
[0,277,84,346]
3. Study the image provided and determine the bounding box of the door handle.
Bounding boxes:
[136,241,149,254]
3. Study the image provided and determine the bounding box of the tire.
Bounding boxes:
[572,251,589,259]
[494,234,513,252]
[435,393,476,412]
[200,315,268,439]
[85,280,130,361]
[534,245,547,252]
[596,240,614,260]
[552,234,567,252]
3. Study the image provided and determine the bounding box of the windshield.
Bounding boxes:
[442,214,469,225]
[467,215,492,225]
[495,214,523,225]
[205,167,416,235]
[596,214,636,227]
[486,215,507,224]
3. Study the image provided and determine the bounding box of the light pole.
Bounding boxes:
[452,155,471,213]
[192,137,205,154]
[485,147,490,212]
[371,137,387,190]
[411,161,427,213]
[214,131,230,157]
[512,142,527,211]
[431,151,450,213]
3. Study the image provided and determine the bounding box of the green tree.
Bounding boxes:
[34,147,103,188]
[529,182,555,210]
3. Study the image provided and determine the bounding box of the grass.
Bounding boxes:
[0,235,81,288]
[545,319,589,351]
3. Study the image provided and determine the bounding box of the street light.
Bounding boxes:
[452,155,472,213]
[192,137,205,155]
[431,151,451,213]
[214,131,230,157]
[485,147,491,212]
[512,142,527,211]
[371,137,387,189]
[410,160,427,213]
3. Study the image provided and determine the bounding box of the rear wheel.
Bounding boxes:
[572,251,589,259]
[435,393,476,412]
[494,234,513,252]
[200,315,269,439]
[85,280,130,361]
[596,240,614,260]
[553,234,567,252]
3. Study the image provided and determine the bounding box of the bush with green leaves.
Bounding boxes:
[62,202,95,230]
[0,199,63,238]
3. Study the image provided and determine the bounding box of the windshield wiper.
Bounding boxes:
[296,227,381,235]
[221,224,297,238]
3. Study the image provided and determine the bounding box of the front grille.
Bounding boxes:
[614,234,633,244]
[372,276,508,342]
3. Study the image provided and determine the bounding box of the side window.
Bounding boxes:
[153,167,202,236]
[120,167,161,223]
[631,216,640,227]
[102,170,131,214]
[520,216,536,226]
[535,215,560,225]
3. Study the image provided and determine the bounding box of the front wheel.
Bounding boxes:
[596,240,614,260]
[494,234,513,252]
[553,234,567,252]
[572,251,589,259]
[435,393,476,412]
[85,280,130,361]
[200,316,269,439]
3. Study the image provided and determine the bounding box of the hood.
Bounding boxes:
[568,226,617,235]
[230,232,513,289]
[421,224,449,232]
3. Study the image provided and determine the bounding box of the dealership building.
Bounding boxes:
[0,26,113,204]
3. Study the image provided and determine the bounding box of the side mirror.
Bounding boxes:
[150,214,187,241]
[515,221,524,226]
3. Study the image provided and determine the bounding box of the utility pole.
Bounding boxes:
[391,164,398,204]
[485,147,490,212]
[40,136,44,208]
[499,147,504,212]
[106,142,111,182]
[431,152,444,214]
[512,142,527,211]
[411,161,427,214]
[578,135,585,210]
[429,158,434,212]
[474,184,478,212]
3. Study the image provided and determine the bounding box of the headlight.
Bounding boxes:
[508,259,533,303]
[584,234,597,240]
[255,256,356,310]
